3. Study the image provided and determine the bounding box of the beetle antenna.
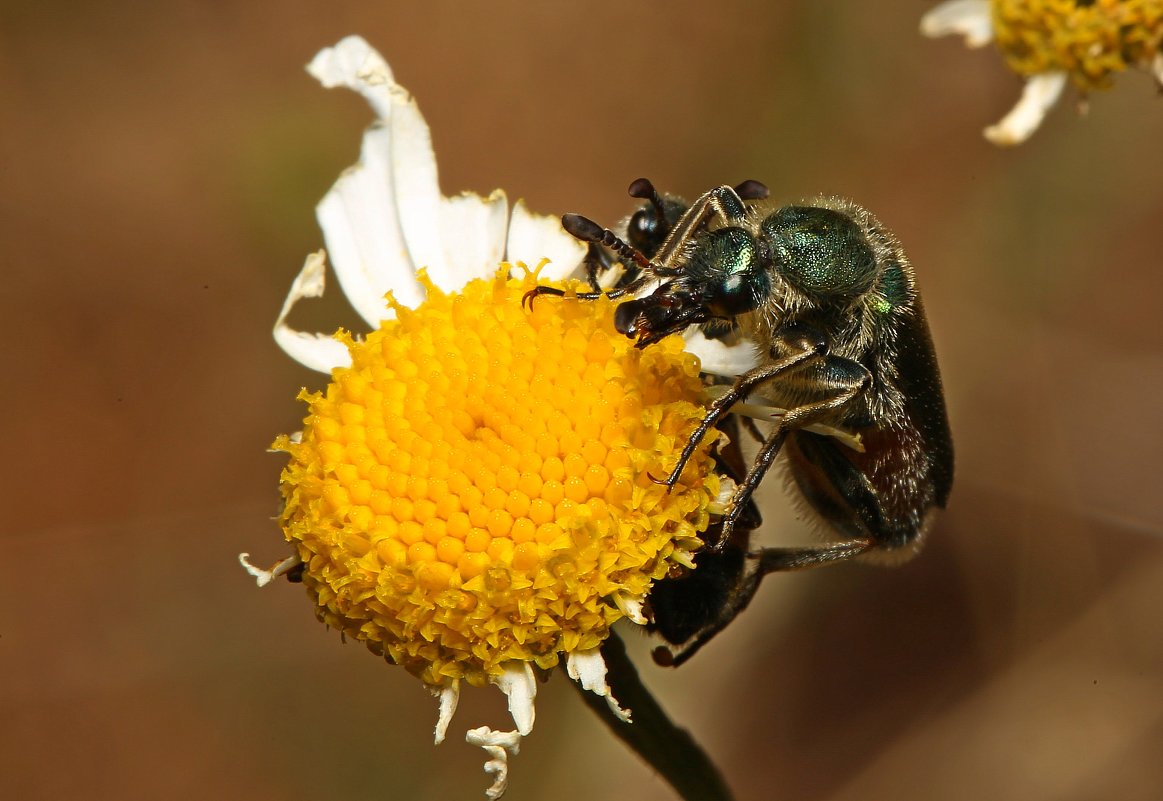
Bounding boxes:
[627,177,668,219]
[562,213,655,272]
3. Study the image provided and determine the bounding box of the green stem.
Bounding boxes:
[567,630,734,801]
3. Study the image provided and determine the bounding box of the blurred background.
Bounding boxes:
[3,2,1162,799]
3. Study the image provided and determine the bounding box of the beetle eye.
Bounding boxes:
[627,208,663,253]
[714,271,760,316]
[630,209,655,237]
[692,228,768,316]
[763,206,877,297]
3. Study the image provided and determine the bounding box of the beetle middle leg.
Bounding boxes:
[714,353,876,570]
[716,358,869,538]
[660,322,830,492]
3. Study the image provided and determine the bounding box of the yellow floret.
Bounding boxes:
[274,265,719,689]
[991,0,1163,89]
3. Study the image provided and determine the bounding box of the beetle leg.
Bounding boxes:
[754,540,874,572]
[651,553,764,667]
[582,242,614,292]
[662,324,827,491]
[654,185,748,270]
[715,355,872,551]
[521,273,658,310]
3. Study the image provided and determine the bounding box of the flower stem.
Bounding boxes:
[567,630,734,801]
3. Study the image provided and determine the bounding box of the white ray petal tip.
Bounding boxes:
[709,475,739,515]
[612,592,648,625]
[307,36,392,88]
[920,0,994,47]
[238,553,301,588]
[466,727,522,800]
[566,649,632,722]
[274,250,354,373]
[432,682,460,744]
[506,200,587,281]
[984,72,1068,146]
[493,663,537,736]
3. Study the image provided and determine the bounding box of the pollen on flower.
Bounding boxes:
[991,0,1163,89]
[273,265,719,690]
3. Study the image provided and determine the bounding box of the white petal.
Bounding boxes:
[465,727,521,800]
[316,124,424,326]
[432,681,460,745]
[238,553,301,588]
[432,190,509,292]
[920,0,994,47]
[307,36,398,119]
[492,662,537,736]
[309,36,516,314]
[308,37,434,324]
[273,251,353,373]
[566,649,631,722]
[1153,52,1163,86]
[385,83,451,285]
[984,72,1068,146]
[683,329,762,378]
[505,200,587,279]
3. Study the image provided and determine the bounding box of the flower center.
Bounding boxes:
[274,266,720,688]
[991,0,1163,89]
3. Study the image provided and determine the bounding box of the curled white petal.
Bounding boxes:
[307,35,398,118]
[920,0,994,47]
[683,329,762,378]
[1152,52,1163,86]
[273,251,353,373]
[308,36,422,323]
[315,128,424,325]
[238,553,301,588]
[612,592,647,625]
[466,727,521,800]
[307,36,513,326]
[493,662,537,736]
[984,72,1068,146]
[368,49,507,296]
[566,649,631,722]
[432,681,460,745]
[385,81,453,288]
[506,200,587,280]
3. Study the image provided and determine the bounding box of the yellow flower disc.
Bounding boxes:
[274,266,719,688]
[991,0,1163,89]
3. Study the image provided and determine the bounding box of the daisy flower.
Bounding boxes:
[921,0,1163,145]
[240,36,749,799]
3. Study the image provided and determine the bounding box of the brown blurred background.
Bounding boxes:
[3,2,1162,800]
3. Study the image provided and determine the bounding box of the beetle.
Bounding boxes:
[529,180,953,662]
